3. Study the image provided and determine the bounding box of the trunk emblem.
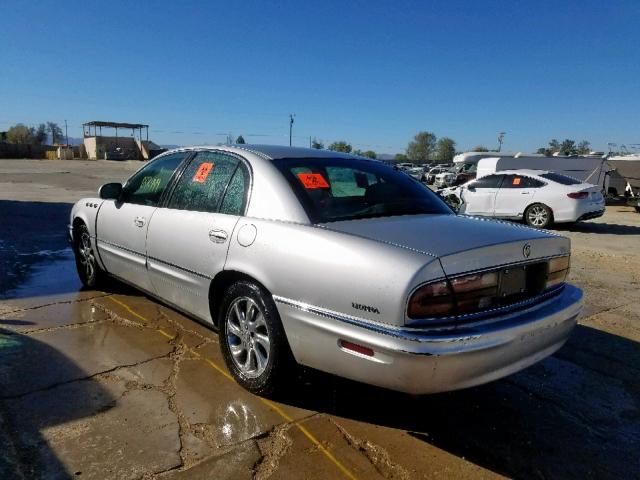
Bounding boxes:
[523,243,531,258]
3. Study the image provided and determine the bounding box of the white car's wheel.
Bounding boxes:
[219,281,295,395]
[525,203,553,229]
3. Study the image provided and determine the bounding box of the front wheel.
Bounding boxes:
[218,281,296,396]
[524,203,553,229]
[73,223,105,288]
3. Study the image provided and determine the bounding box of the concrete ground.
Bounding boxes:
[1,159,639,480]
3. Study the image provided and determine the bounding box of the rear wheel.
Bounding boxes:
[218,281,296,396]
[73,223,105,288]
[524,203,552,228]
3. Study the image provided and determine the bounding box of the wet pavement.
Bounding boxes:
[1,160,639,479]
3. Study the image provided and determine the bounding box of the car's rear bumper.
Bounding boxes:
[275,284,582,394]
[554,199,605,223]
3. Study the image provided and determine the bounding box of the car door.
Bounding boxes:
[96,152,190,292]
[146,150,250,322]
[461,174,504,216]
[493,175,544,218]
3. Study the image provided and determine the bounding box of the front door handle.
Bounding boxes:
[209,229,228,243]
[134,216,146,227]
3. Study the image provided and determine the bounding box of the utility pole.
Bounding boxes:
[289,114,295,146]
[64,120,68,146]
[497,132,506,152]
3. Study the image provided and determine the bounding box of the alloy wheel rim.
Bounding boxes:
[528,206,548,226]
[226,297,270,378]
[79,232,95,279]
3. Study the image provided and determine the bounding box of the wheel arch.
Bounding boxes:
[208,270,272,328]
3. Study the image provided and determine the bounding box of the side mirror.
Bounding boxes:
[99,182,123,200]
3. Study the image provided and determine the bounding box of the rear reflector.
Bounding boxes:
[339,340,374,357]
[567,191,588,199]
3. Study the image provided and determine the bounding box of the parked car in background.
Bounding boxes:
[435,163,476,188]
[423,166,447,184]
[70,146,582,395]
[441,169,604,228]
[395,162,415,171]
[405,165,426,180]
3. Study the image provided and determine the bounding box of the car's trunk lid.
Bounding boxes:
[321,214,570,276]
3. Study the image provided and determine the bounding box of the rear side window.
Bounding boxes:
[273,157,451,223]
[540,172,582,185]
[471,175,503,188]
[121,152,188,206]
[502,175,545,188]
[219,165,249,215]
[168,151,242,213]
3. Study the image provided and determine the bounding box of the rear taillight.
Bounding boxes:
[567,191,588,199]
[546,255,570,289]
[407,271,499,319]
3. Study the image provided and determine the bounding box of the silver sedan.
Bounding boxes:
[69,145,582,395]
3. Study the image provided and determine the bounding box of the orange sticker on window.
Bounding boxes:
[193,162,214,183]
[512,177,521,185]
[297,173,330,189]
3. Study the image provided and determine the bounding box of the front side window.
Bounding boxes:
[471,175,503,189]
[274,157,451,223]
[121,152,189,206]
[168,151,242,213]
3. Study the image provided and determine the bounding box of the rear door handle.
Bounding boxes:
[134,216,146,227]
[209,229,228,243]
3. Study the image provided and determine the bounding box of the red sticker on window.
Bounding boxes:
[512,177,521,185]
[297,173,330,189]
[193,162,214,183]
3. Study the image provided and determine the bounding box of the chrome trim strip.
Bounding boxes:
[147,255,212,280]
[273,295,483,343]
[273,287,568,344]
[97,239,145,257]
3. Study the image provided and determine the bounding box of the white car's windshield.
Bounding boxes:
[274,157,452,223]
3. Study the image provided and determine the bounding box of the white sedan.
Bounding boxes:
[443,169,605,228]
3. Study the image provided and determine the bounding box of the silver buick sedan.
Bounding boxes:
[69,145,582,395]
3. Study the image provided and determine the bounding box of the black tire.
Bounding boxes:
[73,223,105,288]
[218,280,296,396]
[524,203,553,229]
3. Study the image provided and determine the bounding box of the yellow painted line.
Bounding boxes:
[107,296,358,480]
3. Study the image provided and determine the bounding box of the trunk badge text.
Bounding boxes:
[352,303,380,314]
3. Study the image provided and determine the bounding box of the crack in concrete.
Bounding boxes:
[329,417,411,480]
[156,305,216,349]
[253,423,294,480]
[0,293,112,316]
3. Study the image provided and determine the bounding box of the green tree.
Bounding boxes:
[406,131,436,164]
[46,122,63,145]
[235,135,246,144]
[362,150,377,159]
[435,137,456,163]
[311,138,324,149]
[328,140,352,153]
[472,145,489,152]
[6,124,33,144]
[559,139,577,156]
[34,123,47,145]
[576,140,591,155]
[394,153,408,161]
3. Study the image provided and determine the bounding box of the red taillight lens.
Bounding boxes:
[546,255,570,289]
[407,280,454,318]
[567,191,588,199]
[407,271,499,319]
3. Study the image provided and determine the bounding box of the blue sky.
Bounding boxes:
[1,0,638,154]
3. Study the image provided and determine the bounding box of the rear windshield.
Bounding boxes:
[540,172,582,185]
[273,157,452,223]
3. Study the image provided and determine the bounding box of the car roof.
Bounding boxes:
[495,169,549,177]
[172,144,362,161]
[232,144,360,161]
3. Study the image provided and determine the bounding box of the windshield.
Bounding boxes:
[540,172,582,185]
[273,157,452,223]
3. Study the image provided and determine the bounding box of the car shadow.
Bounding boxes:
[273,325,640,479]
[0,326,115,479]
[554,221,640,235]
